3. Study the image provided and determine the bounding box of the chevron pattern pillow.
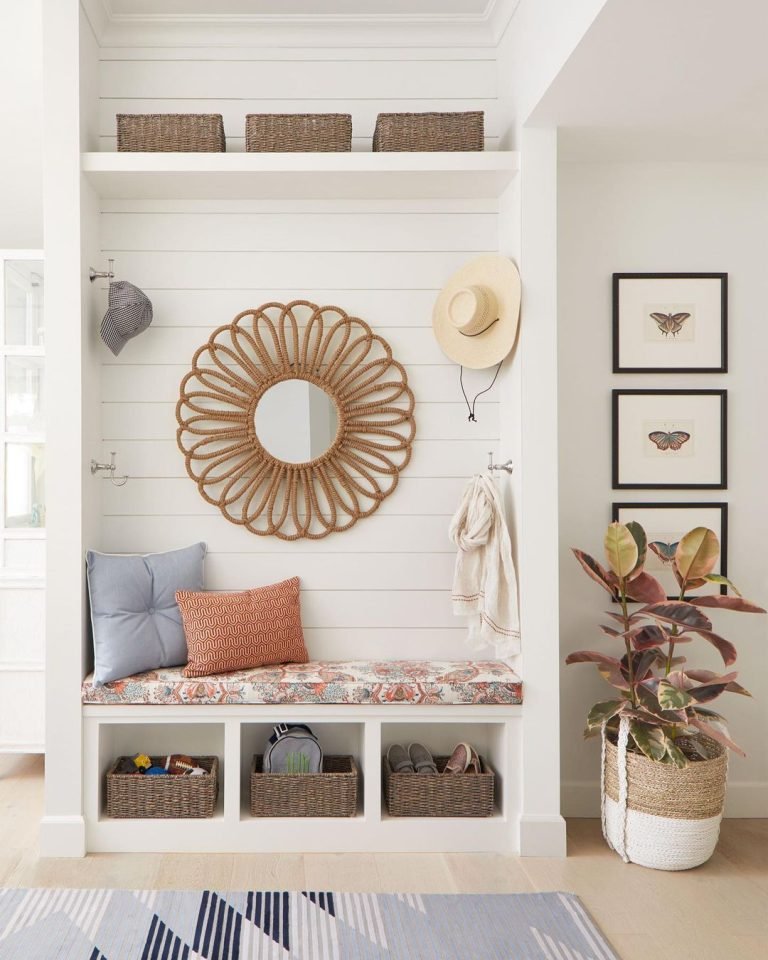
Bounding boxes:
[177,577,308,678]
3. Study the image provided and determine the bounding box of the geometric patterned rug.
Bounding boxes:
[0,889,619,959]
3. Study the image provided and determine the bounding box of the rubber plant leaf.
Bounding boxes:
[565,651,622,668]
[624,521,647,580]
[689,717,746,757]
[604,522,638,579]
[663,736,688,768]
[675,527,720,583]
[631,624,669,651]
[657,679,695,710]
[571,549,618,596]
[624,572,666,605]
[688,630,737,667]
[586,700,626,730]
[640,601,712,632]
[691,595,767,614]
[629,721,667,761]
[703,574,743,597]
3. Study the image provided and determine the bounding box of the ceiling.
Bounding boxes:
[530,0,768,160]
[105,0,495,21]
[86,0,517,46]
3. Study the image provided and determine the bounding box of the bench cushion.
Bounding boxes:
[82,659,522,706]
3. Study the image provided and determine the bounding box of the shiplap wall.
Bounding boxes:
[96,47,501,153]
[95,49,506,661]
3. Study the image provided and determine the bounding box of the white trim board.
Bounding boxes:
[81,0,522,48]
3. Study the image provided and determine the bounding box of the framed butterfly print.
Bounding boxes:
[611,502,728,599]
[612,389,727,489]
[613,273,727,373]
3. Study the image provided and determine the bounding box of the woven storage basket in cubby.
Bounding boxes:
[245,114,352,152]
[373,111,484,152]
[250,755,358,817]
[106,756,218,818]
[117,114,226,152]
[383,755,495,817]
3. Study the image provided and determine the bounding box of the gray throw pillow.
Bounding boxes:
[87,542,206,686]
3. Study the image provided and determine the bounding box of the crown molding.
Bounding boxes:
[81,0,521,48]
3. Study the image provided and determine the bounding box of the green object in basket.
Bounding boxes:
[285,752,310,774]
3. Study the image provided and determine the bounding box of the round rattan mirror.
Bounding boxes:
[176,300,415,540]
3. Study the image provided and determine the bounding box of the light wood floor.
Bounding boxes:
[1,755,766,959]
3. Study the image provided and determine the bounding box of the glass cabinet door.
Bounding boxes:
[4,260,44,347]
[1,257,45,565]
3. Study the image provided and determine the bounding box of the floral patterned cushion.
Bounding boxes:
[81,660,522,706]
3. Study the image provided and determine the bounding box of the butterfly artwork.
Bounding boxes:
[650,311,691,338]
[648,540,679,565]
[648,430,691,452]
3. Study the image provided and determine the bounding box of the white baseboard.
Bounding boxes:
[519,814,568,857]
[39,815,86,858]
[562,781,768,819]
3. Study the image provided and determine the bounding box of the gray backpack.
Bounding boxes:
[263,723,323,774]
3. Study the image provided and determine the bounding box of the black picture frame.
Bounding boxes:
[612,272,728,374]
[611,502,728,599]
[612,389,727,490]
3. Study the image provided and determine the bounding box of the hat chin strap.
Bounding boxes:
[459,360,503,423]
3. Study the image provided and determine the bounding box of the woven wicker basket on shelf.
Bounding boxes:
[373,111,484,152]
[106,756,218,819]
[245,114,352,152]
[117,114,226,152]
[250,755,359,817]
[383,755,495,817]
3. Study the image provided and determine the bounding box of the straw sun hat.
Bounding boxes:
[432,255,521,369]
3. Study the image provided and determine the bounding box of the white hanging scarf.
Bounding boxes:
[449,474,520,656]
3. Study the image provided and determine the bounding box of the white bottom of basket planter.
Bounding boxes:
[603,796,722,871]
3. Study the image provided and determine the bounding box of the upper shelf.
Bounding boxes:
[81,151,519,201]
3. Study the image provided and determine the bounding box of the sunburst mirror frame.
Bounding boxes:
[176,300,416,540]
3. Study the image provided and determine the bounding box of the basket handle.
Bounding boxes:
[601,717,631,863]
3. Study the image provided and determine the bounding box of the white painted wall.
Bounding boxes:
[558,160,768,817]
[0,1,43,248]
[496,0,608,140]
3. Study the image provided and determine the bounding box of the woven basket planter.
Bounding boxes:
[106,756,218,819]
[249,755,359,817]
[383,755,495,817]
[602,722,727,870]
[117,114,226,152]
[373,112,484,152]
[245,114,352,152]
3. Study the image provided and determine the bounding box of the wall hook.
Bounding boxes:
[89,259,115,283]
[488,451,514,474]
[90,451,128,487]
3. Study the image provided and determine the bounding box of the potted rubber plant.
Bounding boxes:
[567,522,765,870]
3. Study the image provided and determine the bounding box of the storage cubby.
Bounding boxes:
[92,721,225,821]
[239,721,365,820]
[381,721,513,820]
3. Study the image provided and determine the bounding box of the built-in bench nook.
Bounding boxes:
[81,658,524,854]
[42,0,564,861]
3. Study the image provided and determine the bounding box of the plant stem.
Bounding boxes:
[619,579,637,706]
[666,579,687,675]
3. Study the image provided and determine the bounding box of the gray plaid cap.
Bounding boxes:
[100,280,153,356]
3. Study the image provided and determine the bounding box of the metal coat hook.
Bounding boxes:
[89,259,115,283]
[488,451,514,474]
[90,451,128,487]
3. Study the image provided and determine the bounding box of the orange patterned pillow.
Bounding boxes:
[176,576,308,678]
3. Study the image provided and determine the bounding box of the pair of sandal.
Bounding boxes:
[387,741,481,776]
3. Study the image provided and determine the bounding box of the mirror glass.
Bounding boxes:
[255,379,339,464]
